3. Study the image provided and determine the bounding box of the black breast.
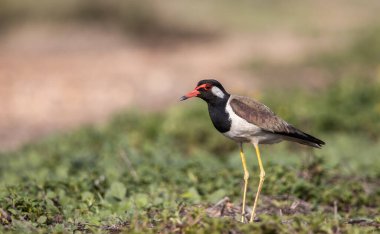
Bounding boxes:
[208,103,231,133]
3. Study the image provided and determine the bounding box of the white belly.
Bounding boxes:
[223,98,283,144]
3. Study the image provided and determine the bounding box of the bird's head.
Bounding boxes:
[180,79,229,104]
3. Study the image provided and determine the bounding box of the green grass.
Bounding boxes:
[0,77,379,233]
[1,6,380,232]
[1,27,380,232]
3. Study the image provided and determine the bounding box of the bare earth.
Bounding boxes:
[0,25,334,150]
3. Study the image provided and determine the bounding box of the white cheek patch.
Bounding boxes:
[211,86,225,99]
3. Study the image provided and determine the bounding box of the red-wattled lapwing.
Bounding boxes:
[180,79,325,223]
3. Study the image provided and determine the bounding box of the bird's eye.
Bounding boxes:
[204,84,212,91]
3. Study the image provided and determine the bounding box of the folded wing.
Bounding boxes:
[230,96,325,148]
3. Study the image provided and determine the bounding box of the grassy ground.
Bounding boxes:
[1,58,380,233]
[0,81,379,233]
[1,2,380,233]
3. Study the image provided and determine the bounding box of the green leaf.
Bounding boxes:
[135,193,150,208]
[105,182,127,201]
[181,187,201,203]
[37,215,47,224]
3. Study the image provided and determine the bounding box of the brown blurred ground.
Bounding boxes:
[0,25,330,150]
[0,25,248,150]
[0,1,379,150]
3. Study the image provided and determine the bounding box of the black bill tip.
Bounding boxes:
[179,96,188,101]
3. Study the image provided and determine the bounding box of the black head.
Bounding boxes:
[180,79,230,104]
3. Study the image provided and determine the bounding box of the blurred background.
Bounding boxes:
[1,1,380,232]
[1,0,379,150]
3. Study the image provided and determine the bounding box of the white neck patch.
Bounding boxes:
[211,86,225,99]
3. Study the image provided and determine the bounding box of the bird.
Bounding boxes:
[180,79,325,223]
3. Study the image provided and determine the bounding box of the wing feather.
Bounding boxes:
[229,95,325,148]
[230,96,292,133]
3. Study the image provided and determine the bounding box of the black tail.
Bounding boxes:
[276,127,325,148]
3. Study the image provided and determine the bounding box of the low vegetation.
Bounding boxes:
[1,4,380,233]
[0,77,379,233]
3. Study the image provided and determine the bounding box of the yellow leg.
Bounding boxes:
[249,142,265,223]
[239,143,249,223]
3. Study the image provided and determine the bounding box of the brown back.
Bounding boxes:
[230,96,292,133]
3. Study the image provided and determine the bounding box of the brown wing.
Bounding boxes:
[229,95,292,133]
[230,95,325,148]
